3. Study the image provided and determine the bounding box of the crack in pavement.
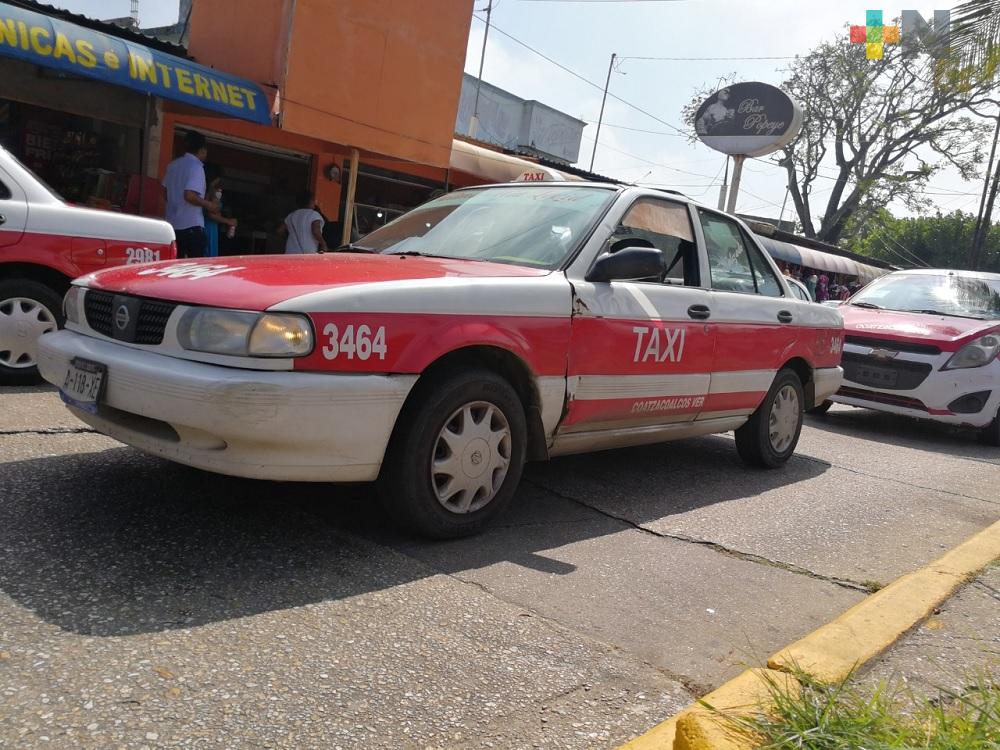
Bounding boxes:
[522,478,877,595]
[796,454,1000,508]
[0,427,99,437]
[438,569,713,697]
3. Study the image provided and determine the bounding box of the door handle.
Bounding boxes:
[687,304,711,320]
[777,310,793,324]
[0,214,6,225]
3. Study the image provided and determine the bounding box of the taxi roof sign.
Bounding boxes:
[515,168,558,182]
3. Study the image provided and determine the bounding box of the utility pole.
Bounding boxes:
[469,1,493,140]
[589,52,616,173]
[970,111,1000,270]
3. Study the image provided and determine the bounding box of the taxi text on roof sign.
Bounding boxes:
[0,2,271,126]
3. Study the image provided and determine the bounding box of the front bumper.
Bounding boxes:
[38,331,417,482]
[830,344,1000,428]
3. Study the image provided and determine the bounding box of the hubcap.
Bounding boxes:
[431,401,512,514]
[768,384,800,453]
[0,297,57,369]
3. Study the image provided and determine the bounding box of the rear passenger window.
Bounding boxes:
[608,198,699,286]
[0,179,10,200]
[699,210,784,297]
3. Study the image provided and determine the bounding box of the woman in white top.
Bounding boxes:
[278,191,327,254]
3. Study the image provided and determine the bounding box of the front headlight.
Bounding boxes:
[248,313,313,357]
[942,333,1000,370]
[178,309,313,357]
[63,286,84,324]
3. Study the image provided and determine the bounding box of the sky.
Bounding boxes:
[48,0,988,225]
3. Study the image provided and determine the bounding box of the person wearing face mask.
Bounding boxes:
[203,163,237,258]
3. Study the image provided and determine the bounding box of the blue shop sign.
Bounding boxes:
[0,3,271,125]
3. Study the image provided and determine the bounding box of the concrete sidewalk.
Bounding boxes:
[863,563,999,697]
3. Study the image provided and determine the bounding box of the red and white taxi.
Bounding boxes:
[38,183,843,537]
[826,269,1000,444]
[0,144,175,384]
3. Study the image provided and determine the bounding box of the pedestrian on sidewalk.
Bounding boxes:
[202,164,237,258]
[162,131,219,259]
[278,191,327,254]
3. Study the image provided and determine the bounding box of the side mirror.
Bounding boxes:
[586,246,663,283]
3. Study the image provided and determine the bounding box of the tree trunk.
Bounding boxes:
[971,160,1000,270]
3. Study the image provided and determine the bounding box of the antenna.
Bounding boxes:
[131,0,139,26]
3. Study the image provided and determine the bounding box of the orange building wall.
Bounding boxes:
[189,0,473,169]
[187,0,294,88]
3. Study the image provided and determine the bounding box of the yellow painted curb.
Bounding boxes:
[618,517,1000,750]
[768,518,1000,683]
[619,669,798,750]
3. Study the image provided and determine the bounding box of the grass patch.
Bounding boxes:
[735,671,1000,749]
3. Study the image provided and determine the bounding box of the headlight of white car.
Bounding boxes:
[942,333,1000,370]
[178,309,313,357]
[63,286,84,325]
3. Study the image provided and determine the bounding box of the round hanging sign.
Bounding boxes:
[694,82,803,157]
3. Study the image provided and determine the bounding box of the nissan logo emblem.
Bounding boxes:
[115,304,130,331]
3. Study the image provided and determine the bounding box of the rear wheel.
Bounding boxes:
[979,409,1000,447]
[0,280,63,386]
[378,369,527,538]
[735,368,804,468]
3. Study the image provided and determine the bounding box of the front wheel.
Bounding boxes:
[0,280,63,386]
[979,409,1000,447]
[378,369,527,538]
[735,368,804,468]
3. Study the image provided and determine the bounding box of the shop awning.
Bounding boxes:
[0,2,271,125]
[756,235,886,283]
[450,139,580,183]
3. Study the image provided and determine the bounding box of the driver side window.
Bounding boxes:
[609,198,699,286]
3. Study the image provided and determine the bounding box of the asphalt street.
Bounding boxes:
[2,387,998,748]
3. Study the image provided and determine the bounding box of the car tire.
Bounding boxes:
[806,399,833,416]
[0,279,64,386]
[735,368,804,469]
[378,369,527,539]
[978,410,1000,447]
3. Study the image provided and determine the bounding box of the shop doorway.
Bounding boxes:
[0,98,143,210]
[172,128,313,255]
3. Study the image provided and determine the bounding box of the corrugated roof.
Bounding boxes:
[1,0,190,58]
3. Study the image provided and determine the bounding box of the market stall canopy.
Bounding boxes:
[450,139,580,183]
[0,2,271,125]
[756,235,887,283]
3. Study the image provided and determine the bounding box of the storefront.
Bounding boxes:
[0,1,271,221]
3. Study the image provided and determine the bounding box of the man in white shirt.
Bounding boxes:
[279,191,327,254]
[161,131,218,258]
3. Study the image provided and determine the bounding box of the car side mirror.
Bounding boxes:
[586,247,664,283]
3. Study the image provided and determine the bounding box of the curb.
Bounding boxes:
[618,517,1000,750]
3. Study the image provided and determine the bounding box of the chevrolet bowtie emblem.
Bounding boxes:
[868,347,899,360]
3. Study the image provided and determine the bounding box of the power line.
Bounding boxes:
[471,14,688,136]
[620,54,796,61]
[582,119,687,137]
[579,134,718,179]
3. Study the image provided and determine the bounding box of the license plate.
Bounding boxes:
[854,364,898,388]
[60,358,106,414]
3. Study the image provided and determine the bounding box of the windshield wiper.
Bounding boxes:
[850,301,883,309]
[904,308,986,320]
[333,243,375,253]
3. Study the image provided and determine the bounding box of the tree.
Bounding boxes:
[681,32,997,246]
[850,209,1000,271]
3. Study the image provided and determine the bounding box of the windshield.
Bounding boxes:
[849,273,1000,320]
[355,185,616,269]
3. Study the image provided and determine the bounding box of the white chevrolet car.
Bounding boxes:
[39,182,844,536]
[827,269,1000,444]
